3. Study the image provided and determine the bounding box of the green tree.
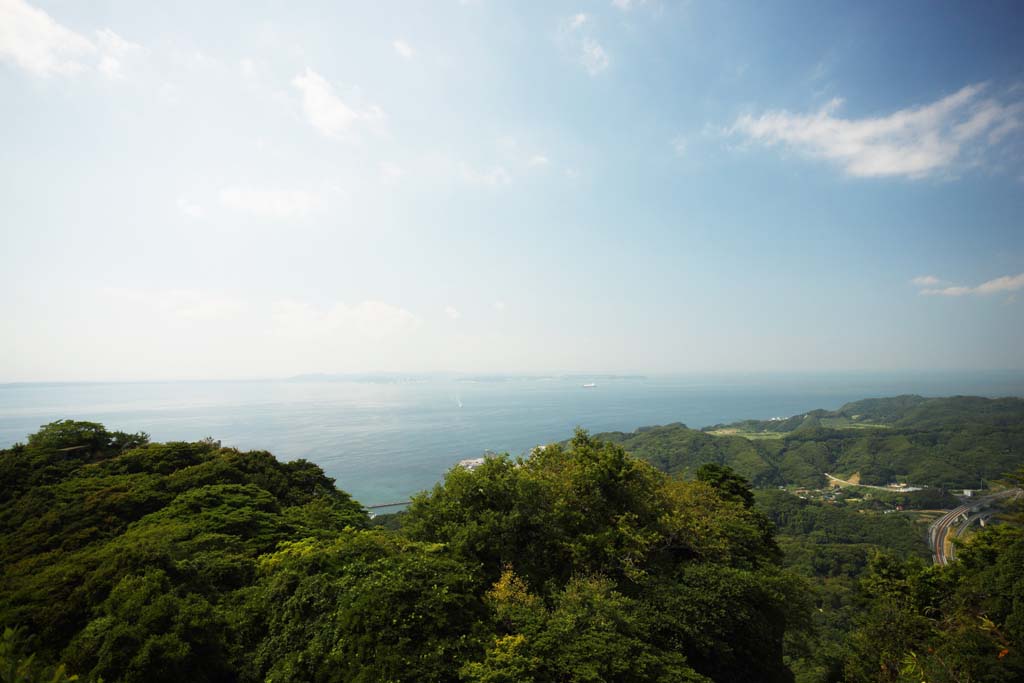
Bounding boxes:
[462,569,708,683]
[404,430,799,681]
[237,531,487,683]
[0,627,77,683]
[695,462,755,508]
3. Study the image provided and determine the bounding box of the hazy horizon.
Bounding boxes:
[5,368,1024,392]
[4,371,1024,504]
[3,1,1023,382]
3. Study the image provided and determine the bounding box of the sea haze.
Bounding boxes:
[2,372,1022,506]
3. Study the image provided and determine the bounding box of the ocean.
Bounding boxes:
[2,372,1022,506]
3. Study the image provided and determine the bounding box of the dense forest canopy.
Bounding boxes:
[1,402,1023,682]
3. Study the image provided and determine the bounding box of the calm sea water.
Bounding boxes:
[2,372,1022,506]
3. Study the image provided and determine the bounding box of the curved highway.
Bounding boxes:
[928,489,1021,565]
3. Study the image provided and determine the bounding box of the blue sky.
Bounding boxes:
[1,0,1022,380]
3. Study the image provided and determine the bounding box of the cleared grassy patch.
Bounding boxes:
[818,417,890,430]
[707,428,787,440]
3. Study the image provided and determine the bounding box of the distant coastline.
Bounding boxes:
[3,373,1024,507]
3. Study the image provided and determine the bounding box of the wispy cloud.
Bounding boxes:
[580,39,609,76]
[916,273,1024,297]
[273,300,421,339]
[104,287,247,322]
[497,137,551,171]
[461,164,511,187]
[671,136,687,157]
[94,28,141,79]
[378,162,404,184]
[563,13,609,76]
[911,275,941,287]
[83,291,423,378]
[392,40,414,59]
[176,197,204,219]
[444,305,461,320]
[292,67,384,140]
[973,274,1024,295]
[731,83,1024,179]
[219,187,323,219]
[0,0,140,78]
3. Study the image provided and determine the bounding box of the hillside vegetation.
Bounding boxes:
[596,395,1024,488]
[1,421,801,682]
[2,411,1023,683]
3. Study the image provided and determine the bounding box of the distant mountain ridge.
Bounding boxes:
[704,394,1024,432]
[594,395,1024,489]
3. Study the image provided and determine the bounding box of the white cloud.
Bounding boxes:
[923,286,972,297]
[461,164,512,187]
[0,0,140,78]
[65,291,426,379]
[159,81,188,104]
[392,40,414,58]
[580,38,609,76]
[105,287,247,322]
[94,28,141,79]
[0,0,93,76]
[496,136,519,153]
[911,275,941,287]
[239,57,258,83]
[497,137,551,170]
[379,162,404,184]
[612,0,644,9]
[671,136,687,157]
[113,290,418,355]
[273,300,421,340]
[570,13,588,29]
[292,67,384,140]
[917,273,1024,297]
[176,198,204,218]
[731,83,1024,179]
[975,273,1024,294]
[219,187,323,219]
[493,301,506,311]
[562,13,609,76]
[444,305,461,320]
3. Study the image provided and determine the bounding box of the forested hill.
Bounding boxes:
[595,395,1024,488]
[0,420,798,682]
[708,394,1024,432]
[3,418,1024,682]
